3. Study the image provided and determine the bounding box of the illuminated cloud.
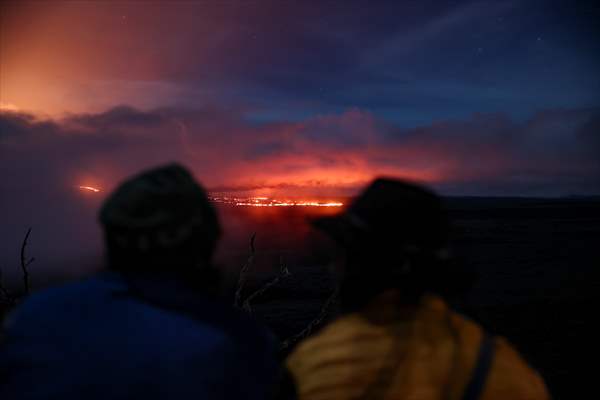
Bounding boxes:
[2,105,598,198]
[1,103,599,283]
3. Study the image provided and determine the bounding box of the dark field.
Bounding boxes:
[223,198,600,399]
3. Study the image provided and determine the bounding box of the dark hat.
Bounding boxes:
[312,178,448,253]
[99,163,220,252]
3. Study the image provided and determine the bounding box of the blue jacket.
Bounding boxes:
[0,271,282,399]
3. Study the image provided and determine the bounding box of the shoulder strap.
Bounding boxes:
[461,333,495,400]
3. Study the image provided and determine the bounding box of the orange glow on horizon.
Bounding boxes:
[210,196,344,208]
[0,102,20,112]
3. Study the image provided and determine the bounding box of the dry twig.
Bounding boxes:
[280,288,338,350]
[0,228,34,308]
[242,256,291,313]
[20,227,34,295]
[233,232,337,351]
[234,233,256,308]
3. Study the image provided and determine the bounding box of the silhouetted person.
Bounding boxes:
[0,164,282,399]
[286,178,549,400]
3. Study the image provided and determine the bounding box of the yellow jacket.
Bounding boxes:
[286,292,549,400]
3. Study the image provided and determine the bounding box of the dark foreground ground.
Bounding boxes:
[1,197,597,398]
[229,197,600,399]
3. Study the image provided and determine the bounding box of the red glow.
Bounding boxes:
[210,196,343,208]
[78,185,101,193]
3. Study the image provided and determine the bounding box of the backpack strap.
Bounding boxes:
[462,333,495,400]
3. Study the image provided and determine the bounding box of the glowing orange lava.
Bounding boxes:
[210,196,343,207]
[78,185,101,193]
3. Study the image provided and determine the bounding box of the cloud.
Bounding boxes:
[1,104,599,283]
[2,105,599,197]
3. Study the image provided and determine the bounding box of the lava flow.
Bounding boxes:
[78,185,101,193]
[210,196,343,207]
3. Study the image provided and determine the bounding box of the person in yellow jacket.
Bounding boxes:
[286,178,550,400]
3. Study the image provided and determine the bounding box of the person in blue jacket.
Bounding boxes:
[0,164,284,399]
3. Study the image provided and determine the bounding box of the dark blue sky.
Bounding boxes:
[223,0,600,126]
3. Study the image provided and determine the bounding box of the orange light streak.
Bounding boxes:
[211,196,343,207]
[78,185,101,193]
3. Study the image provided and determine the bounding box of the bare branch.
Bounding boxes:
[280,288,339,350]
[234,233,256,308]
[233,232,336,350]
[1,228,36,310]
[20,227,33,295]
[242,256,291,313]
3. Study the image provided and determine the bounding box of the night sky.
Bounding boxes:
[0,1,599,279]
